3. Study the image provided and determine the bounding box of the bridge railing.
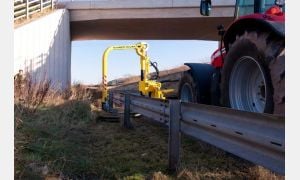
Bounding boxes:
[14,0,55,21]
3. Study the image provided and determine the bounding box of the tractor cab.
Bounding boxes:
[235,0,284,17]
[200,0,285,18]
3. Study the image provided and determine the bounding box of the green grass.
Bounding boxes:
[15,100,283,180]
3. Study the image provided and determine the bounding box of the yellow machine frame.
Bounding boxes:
[101,42,169,108]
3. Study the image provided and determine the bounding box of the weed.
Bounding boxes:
[14,72,52,114]
[15,81,284,179]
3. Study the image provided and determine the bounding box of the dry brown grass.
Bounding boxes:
[248,166,285,180]
[14,73,52,114]
[110,65,189,98]
[151,171,169,180]
[109,65,189,88]
[158,65,190,77]
[150,167,284,180]
[14,73,79,114]
[69,83,103,112]
[69,83,92,101]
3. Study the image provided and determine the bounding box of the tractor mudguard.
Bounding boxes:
[224,18,285,51]
[183,63,216,104]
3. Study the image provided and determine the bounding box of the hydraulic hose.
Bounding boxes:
[150,61,159,80]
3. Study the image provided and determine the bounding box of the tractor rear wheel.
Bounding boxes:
[221,31,284,115]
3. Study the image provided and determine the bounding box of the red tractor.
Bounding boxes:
[178,0,285,116]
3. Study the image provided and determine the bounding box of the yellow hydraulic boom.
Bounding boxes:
[101,42,171,110]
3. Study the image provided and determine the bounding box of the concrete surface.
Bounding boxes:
[56,0,236,40]
[14,9,71,90]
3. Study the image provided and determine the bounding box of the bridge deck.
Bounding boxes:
[57,0,235,40]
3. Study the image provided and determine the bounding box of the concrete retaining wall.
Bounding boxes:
[14,9,71,90]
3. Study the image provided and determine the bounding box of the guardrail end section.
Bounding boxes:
[168,100,181,172]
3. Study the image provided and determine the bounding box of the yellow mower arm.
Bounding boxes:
[101,42,171,109]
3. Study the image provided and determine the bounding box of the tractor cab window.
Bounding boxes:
[235,0,282,18]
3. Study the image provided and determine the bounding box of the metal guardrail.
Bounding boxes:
[180,102,284,175]
[112,92,124,107]
[14,0,55,21]
[110,92,285,175]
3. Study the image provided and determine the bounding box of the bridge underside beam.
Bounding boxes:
[71,17,233,41]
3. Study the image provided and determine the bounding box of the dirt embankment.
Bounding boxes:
[110,65,190,98]
[79,65,190,100]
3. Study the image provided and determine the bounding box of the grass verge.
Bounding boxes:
[15,99,284,179]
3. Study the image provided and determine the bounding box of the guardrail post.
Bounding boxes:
[123,94,133,129]
[40,0,43,12]
[26,0,29,19]
[108,91,113,112]
[168,100,181,172]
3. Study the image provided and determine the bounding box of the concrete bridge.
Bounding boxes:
[14,0,235,90]
[58,0,235,40]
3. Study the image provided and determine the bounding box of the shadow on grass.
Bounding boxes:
[15,100,282,180]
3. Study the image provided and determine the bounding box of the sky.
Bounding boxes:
[71,40,218,85]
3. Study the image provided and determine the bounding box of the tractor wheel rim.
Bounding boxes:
[229,56,267,113]
[180,83,193,102]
